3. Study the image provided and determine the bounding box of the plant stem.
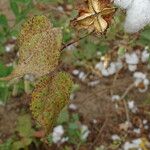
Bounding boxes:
[12,81,19,97]
[60,32,93,51]
[12,61,19,97]
[24,79,31,94]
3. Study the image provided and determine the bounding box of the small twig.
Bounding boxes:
[24,79,32,94]
[123,99,130,123]
[89,119,108,149]
[60,32,93,51]
[120,83,135,100]
[120,83,135,123]
[110,70,119,96]
[12,80,19,97]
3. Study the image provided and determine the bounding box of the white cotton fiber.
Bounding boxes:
[114,0,133,9]
[114,0,150,33]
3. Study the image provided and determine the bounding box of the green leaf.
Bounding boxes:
[0,63,13,77]
[68,122,78,130]
[12,138,32,150]
[57,107,69,124]
[0,83,10,103]
[10,0,20,17]
[0,14,8,27]
[16,114,34,138]
[0,32,6,43]
[140,29,150,41]
[0,138,13,150]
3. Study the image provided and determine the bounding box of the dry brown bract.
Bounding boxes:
[71,0,116,34]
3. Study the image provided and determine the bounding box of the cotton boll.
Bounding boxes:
[69,104,77,110]
[72,69,80,76]
[115,61,123,71]
[107,63,116,75]
[143,119,148,125]
[133,128,141,134]
[128,100,138,113]
[123,138,142,150]
[133,72,146,80]
[128,64,137,72]
[80,125,90,141]
[101,68,109,77]
[143,78,149,86]
[113,0,133,9]
[138,85,148,93]
[144,125,149,130]
[88,80,100,87]
[78,71,87,81]
[125,53,139,65]
[111,134,121,141]
[52,125,64,144]
[5,44,15,52]
[124,0,150,33]
[95,62,104,71]
[128,101,135,110]
[60,137,69,143]
[112,95,120,102]
[141,50,150,63]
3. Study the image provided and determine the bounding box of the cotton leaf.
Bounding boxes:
[1,15,62,81]
[30,72,73,133]
[18,15,52,47]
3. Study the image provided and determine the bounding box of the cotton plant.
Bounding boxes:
[113,0,150,33]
